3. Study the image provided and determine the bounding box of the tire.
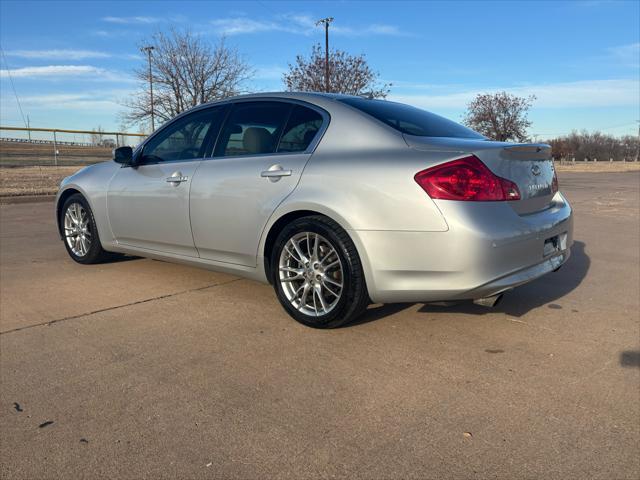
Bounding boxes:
[60,193,112,264]
[271,215,370,328]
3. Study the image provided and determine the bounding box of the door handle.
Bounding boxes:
[261,164,292,182]
[166,172,188,185]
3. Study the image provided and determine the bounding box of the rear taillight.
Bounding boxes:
[414,155,521,201]
[551,169,558,194]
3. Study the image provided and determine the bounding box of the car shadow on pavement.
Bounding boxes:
[620,351,640,368]
[346,302,416,327]
[348,240,590,326]
[105,254,142,264]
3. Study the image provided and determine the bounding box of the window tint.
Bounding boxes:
[216,102,292,157]
[338,97,484,139]
[143,107,222,163]
[277,106,323,153]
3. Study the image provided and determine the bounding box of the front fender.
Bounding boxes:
[55,162,118,246]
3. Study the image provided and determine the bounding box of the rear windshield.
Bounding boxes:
[338,97,484,139]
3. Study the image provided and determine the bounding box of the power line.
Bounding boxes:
[0,46,28,129]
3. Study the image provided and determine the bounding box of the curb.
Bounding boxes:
[0,195,56,205]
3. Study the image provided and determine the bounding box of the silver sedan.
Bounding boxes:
[56,92,573,328]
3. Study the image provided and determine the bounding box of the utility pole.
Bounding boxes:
[141,46,155,131]
[27,114,31,141]
[316,17,334,93]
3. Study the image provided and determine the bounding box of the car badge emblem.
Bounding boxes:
[531,165,541,176]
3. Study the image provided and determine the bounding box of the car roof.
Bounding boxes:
[200,91,365,108]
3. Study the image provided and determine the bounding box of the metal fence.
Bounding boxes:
[554,156,638,164]
[0,126,147,167]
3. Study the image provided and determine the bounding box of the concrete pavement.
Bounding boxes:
[1,172,639,479]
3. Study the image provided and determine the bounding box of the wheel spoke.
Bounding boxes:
[322,258,340,270]
[321,280,340,298]
[314,284,328,312]
[290,239,308,264]
[299,283,311,310]
[284,245,302,264]
[323,276,343,288]
[279,266,304,282]
[312,289,319,315]
[81,237,90,254]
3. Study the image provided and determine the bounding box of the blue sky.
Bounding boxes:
[1,0,638,138]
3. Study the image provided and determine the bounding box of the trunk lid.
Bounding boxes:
[404,136,556,214]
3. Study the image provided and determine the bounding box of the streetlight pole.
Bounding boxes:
[315,17,334,93]
[141,46,155,131]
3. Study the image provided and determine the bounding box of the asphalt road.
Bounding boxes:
[1,172,639,479]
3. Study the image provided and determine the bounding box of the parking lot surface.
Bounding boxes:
[1,172,639,479]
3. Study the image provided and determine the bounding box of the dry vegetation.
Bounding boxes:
[0,140,112,167]
[0,166,84,196]
[555,161,640,172]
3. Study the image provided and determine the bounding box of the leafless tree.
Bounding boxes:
[283,44,391,98]
[90,126,104,146]
[123,29,252,128]
[462,92,535,142]
[547,130,639,162]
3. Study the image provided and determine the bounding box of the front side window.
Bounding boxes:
[338,97,484,139]
[277,106,323,153]
[142,107,223,163]
[216,102,292,157]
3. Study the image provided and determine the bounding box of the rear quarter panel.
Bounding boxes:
[281,100,452,232]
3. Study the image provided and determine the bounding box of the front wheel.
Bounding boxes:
[271,215,369,328]
[61,193,112,264]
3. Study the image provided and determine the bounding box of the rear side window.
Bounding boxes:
[216,102,291,157]
[277,106,323,153]
[338,97,484,139]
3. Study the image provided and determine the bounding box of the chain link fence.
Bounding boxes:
[0,127,147,167]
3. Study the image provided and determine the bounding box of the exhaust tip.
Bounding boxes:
[473,293,504,308]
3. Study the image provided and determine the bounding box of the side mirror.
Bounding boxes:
[113,146,133,165]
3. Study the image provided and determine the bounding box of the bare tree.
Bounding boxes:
[547,130,639,162]
[90,126,104,146]
[123,29,252,127]
[462,92,535,142]
[283,44,391,98]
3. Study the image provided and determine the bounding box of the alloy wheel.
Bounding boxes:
[64,202,92,257]
[278,231,344,316]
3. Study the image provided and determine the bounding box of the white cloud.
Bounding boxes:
[390,79,640,109]
[210,17,281,35]
[0,65,106,78]
[606,42,640,68]
[4,49,140,61]
[209,14,412,37]
[5,49,112,60]
[18,91,129,110]
[0,65,135,83]
[254,65,286,80]
[102,16,161,24]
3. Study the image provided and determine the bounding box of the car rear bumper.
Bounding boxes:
[353,192,573,304]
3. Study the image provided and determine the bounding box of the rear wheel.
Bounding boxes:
[61,193,111,264]
[271,215,369,328]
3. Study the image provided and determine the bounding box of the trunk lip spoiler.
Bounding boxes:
[501,143,552,160]
[503,143,551,153]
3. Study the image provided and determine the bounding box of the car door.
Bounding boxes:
[190,101,327,266]
[107,106,226,257]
